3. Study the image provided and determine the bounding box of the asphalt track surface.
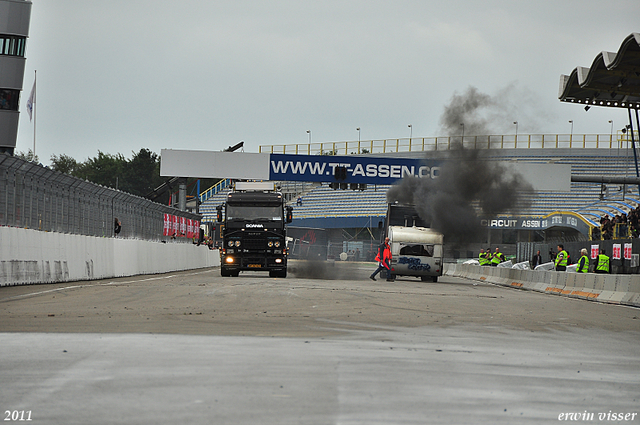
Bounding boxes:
[1,261,639,424]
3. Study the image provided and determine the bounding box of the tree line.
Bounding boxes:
[15,149,219,206]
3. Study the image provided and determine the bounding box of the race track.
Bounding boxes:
[1,262,638,424]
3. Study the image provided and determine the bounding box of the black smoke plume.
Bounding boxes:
[439,84,550,136]
[387,148,533,243]
[387,85,536,243]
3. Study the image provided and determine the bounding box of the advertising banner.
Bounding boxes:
[613,244,622,260]
[163,214,199,239]
[268,154,439,185]
[171,215,178,237]
[163,214,171,236]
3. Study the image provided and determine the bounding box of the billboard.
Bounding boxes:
[160,150,570,190]
[268,154,439,184]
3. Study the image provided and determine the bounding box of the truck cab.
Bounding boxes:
[217,182,292,278]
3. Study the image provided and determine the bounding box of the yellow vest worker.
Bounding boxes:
[555,245,568,271]
[576,254,589,273]
[478,250,490,266]
[595,251,610,274]
[491,249,504,266]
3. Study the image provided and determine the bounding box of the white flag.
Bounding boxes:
[26,78,35,121]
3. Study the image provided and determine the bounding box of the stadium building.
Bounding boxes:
[0,0,31,155]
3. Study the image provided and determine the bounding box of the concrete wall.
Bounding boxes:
[444,263,640,308]
[0,227,220,286]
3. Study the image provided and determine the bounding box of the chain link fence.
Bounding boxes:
[0,154,200,241]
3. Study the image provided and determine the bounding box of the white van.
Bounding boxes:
[387,225,444,282]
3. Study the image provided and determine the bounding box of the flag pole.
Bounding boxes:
[33,69,36,156]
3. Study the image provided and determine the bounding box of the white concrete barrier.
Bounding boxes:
[444,263,639,308]
[0,227,220,286]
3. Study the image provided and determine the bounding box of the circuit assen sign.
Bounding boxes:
[481,212,592,234]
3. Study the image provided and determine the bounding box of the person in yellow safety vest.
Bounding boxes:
[595,248,610,274]
[478,249,490,266]
[576,248,589,273]
[555,244,568,271]
[491,248,505,266]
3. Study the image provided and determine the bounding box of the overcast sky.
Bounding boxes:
[15,0,639,165]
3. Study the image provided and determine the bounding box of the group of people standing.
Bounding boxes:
[595,211,640,240]
[478,248,507,266]
[532,244,610,273]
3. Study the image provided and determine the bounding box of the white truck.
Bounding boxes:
[382,203,444,282]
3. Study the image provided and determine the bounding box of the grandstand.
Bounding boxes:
[195,135,640,257]
[199,137,640,233]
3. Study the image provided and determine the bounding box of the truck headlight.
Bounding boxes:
[268,241,273,247]
[228,241,234,247]
[225,256,235,264]
[274,241,280,247]
[235,240,241,247]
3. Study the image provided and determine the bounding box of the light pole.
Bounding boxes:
[609,120,614,144]
[513,121,518,142]
[408,124,412,140]
[306,130,311,144]
[568,120,573,141]
[356,127,360,142]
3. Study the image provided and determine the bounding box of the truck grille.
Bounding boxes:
[243,234,266,250]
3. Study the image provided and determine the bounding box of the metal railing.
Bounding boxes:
[259,132,640,155]
[199,178,231,204]
[590,223,637,240]
[0,154,201,241]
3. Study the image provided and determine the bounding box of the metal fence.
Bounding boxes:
[0,154,201,241]
[259,132,640,155]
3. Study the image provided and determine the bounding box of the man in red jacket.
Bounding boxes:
[370,237,394,282]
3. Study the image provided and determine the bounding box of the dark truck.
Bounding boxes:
[216,182,292,278]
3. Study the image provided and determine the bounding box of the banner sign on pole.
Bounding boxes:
[590,245,599,259]
[613,244,622,260]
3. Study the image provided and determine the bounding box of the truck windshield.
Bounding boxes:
[226,205,283,221]
[388,206,430,228]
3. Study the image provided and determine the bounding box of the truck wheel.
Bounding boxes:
[278,270,287,278]
[421,276,429,282]
[432,276,438,283]
[221,267,231,277]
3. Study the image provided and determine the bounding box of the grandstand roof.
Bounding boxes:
[559,33,640,109]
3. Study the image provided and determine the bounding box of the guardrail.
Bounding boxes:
[259,132,639,155]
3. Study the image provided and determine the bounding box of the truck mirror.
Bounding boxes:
[286,206,293,223]
[216,205,223,223]
[378,221,383,229]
